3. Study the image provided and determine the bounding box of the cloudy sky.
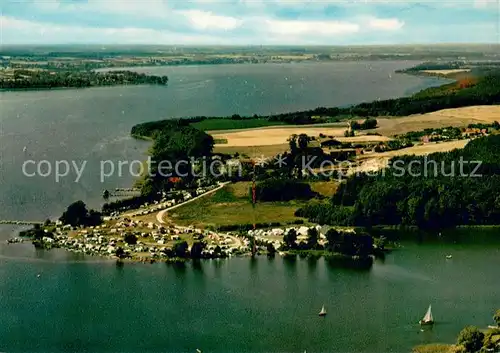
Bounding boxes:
[0,0,498,45]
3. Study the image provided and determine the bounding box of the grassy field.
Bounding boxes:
[191,118,285,131]
[168,195,304,229]
[375,106,500,136]
[212,126,344,147]
[309,181,339,197]
[165,181,337,229]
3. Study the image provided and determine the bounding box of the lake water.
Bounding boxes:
[2,61,494,353]
[1,229,499,353]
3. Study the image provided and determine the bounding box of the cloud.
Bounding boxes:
[179,10,242,30]
[367,17,405,30]
[0,0,496,45]
[473,0,497,8]
[0,16,226,45]
[265,19,360,35]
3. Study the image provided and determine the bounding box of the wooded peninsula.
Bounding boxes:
[0,69,168,89]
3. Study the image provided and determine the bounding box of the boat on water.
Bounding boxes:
[319,305,327,317]
[419,305,434,325]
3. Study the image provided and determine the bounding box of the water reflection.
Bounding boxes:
[170,261,187,277]
[249,256,258,272]
[115,260,124,269]
[306,256,318,274]
[191,259,203,273]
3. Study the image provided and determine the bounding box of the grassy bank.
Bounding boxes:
[191,118,285,131]
[167,184,305,229]
[412,344,457,353]
[165,181,337,230]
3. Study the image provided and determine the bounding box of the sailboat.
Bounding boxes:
[319,305,327,317]
[419,305,434,325]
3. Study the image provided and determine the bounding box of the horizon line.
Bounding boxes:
[2,43,500,47]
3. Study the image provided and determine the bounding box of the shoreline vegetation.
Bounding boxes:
[0,69,168,90]
[413,311,500,353]
[2,44,499,71]
[130,65,500,133]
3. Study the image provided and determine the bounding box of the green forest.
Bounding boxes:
[0,70,168,89]
[297,135,500,229]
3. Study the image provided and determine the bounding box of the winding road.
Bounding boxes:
[156,182,231,224]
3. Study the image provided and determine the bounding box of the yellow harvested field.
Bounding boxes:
[214,144,289,157]
[360,140,470,159]
[421,69,471,75]
[212,127,388,147]
[212,127,344,146]
[376,106,500,136]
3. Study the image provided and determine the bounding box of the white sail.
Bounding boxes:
[319,305,326,315]
[423,305,433,322]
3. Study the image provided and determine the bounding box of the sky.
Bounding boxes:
[0,0,498,45]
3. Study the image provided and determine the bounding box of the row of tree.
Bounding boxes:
[281,227,374,257]
[0,70,168,89]
[350,118,378,130]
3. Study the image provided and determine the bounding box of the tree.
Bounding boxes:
[283,229,297,250]
[213,245,223,257]
[344,129,354,137]
[266,243,276,257]
[483,328,500,351]
[298,134,309,151]
[115,247,126,259]
[325,228,341,252]
[307,227,319,250]
[361,118,378,130]
[124,233,138,245]
[457,326,485,353]
[349,120,361,130]
[494,309,500,327]
[173,241,188,258]
[253,178,315,202]
[59,200,102,227]
[190,241,205,259]
[289,135,298,155]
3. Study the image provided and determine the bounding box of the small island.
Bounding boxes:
[0,69,168,90]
